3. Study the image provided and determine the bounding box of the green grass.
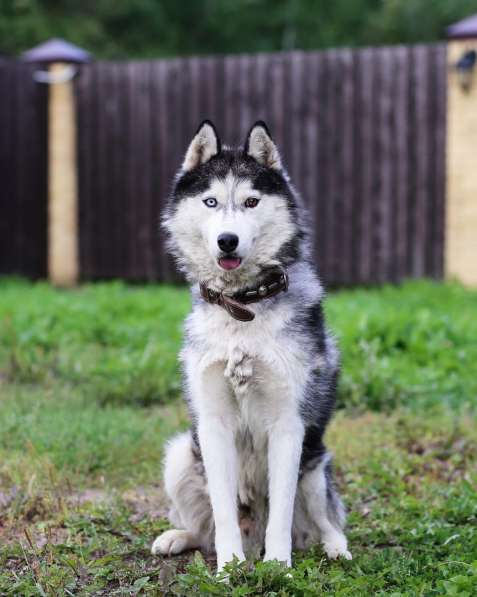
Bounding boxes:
[0,278,189,407]
[327,281,477,412]
[0,278,476,595]
[1,278,476,414]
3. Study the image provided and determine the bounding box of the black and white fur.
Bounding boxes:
[151,121,351,570]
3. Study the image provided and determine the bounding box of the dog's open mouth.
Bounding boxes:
[218,257,242,271]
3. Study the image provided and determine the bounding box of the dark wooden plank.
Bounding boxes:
[19,64,47,277]
[15,65,26,274]
[179,58,192,149]
[165,58,181,185]
[89,63,103,278]
[0,61,13,273]
[252,52,270,123]
[392,46,411,282]
[355,47,375,284]
[288,51,305,187]
[224,55,242,143]
[268,53,286,149]
[141,61,155,279]
[155,59,177,282]
[125,60,146,280]
[423,46,437,279]
[76,62,96,280]
[36,65,49,277]
[131,61,155,280]
[109,61,127,279]
[198,57,214,122]
[214,56,226,135]
[350,49,362,284]
[129,61,153,280]
[11,65,22,274]
[75,64,85,281]
[98,60,116,279]
[302,52,320,214]
[91,61,103,279]
[410,45,430,278]
[308,52,329,272]
[281,52,294,177]
[113,61,132,281]
[324,49,341,285]
[374,47,394,284]
[11,64,22,274]
[239,54,253,142]
[431,45,447,279]
[125,61,138,279]
[151,59,167,281]
[164,58,184,280]
[188,56,202,130]
[96,61,113,278]
[337,48,355,285]
[328,48,348,286]
[149,60,161,281]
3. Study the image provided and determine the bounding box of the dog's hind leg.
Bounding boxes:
[151,431,214,556]
[296,451,352,560]
[151,529,200,556]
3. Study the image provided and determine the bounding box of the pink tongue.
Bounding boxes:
[219,257,241,270]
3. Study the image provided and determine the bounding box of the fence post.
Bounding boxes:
[446,16,477,286]
[22,39,91,286]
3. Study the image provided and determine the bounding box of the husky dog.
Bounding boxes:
[151,121,351,570]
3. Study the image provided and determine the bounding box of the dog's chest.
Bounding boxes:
[226,351,270,503]
[224,346,255,396]
[189,300,305,378]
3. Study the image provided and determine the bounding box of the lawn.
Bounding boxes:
[0,278,476,595]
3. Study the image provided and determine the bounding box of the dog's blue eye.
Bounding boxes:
[203,198,217,208]
[245,197,260,208]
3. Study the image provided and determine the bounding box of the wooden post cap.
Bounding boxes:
[21,38,92,64]
[447,14,477,40]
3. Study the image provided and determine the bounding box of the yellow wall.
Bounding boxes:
[48,62,79,287]
[446,40,477,286]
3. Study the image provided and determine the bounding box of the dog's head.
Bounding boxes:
[163,120,306,289]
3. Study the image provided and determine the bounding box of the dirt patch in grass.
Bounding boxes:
[122,485,169,521]
[402,433,477,486]
[0,484,168,544]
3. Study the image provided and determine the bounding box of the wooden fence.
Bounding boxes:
[0,61,48,278]
[1,43,447,286]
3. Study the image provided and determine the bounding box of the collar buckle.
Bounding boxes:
[207,288,219,302]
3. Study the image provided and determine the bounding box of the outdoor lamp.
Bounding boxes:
[455,50,477,91]
[455,49,476,92]
[447,13,477,93]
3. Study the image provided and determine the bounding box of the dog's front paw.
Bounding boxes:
[264,533,292,567]
[151,529,196,556]
[216,545,245,571]
[263,548,292,567]
[322,532,352,560]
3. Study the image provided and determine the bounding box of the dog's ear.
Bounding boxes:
[244,121,282,170]
[182,120,221,171]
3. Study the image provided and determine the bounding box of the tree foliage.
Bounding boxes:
[1,0,476,58]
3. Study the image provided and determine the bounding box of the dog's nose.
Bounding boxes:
[217,232,239,253]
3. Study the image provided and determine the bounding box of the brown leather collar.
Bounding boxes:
[199,267,289,322]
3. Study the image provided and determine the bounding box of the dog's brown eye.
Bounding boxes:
[245,197,259,208]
